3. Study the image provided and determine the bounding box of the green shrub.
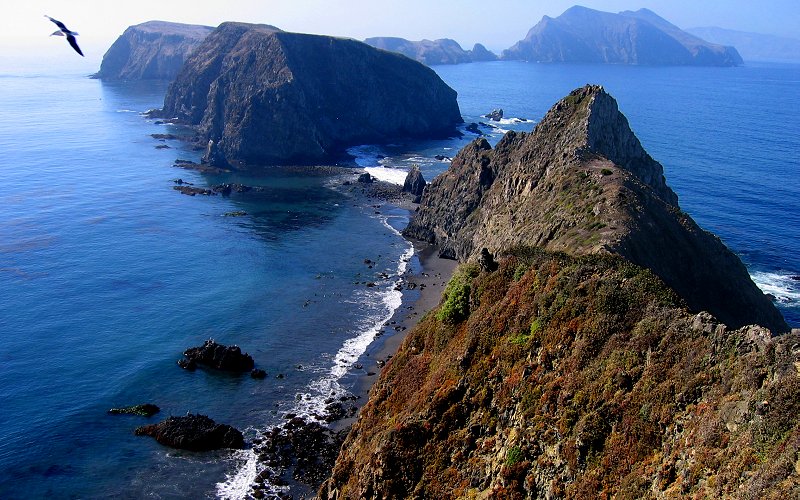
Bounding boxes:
[437,265,479,324]
[506,446,523,467]
[601,168,613,176]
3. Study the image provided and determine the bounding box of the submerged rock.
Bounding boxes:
[108,403,160,417]
[135,414,244,451]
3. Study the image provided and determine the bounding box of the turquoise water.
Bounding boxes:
[0,60,798,498]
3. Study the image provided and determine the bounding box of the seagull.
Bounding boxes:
[45,15,84,57]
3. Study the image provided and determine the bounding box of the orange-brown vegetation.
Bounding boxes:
[321,248,799,499]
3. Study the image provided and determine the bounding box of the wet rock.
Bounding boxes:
[135,414,244,451]
[465,122,482,135]
[485,108,503,121]
[251,368,267,379]
[358,173,373,183]
[180,339,255,372]
[173,185,214,196]
[402,164,427,203]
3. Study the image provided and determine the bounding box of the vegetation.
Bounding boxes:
[324,247,800,499]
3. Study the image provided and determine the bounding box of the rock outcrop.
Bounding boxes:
[179,339,255,372]
[502,6,742,66]
[135,414,244,451]
[93,21,214,80]
[404,85,787,332]
[401,165,426,202]
[321,249,800,498]
[159,23,462,167]
[364,37,498,65]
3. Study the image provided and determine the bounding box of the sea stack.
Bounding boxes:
[404,85,787,332]
[159,22,462,167]
[94,21,214,80]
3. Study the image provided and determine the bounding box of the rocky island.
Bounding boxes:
[157,22,462,167]
[364,37,497,65]
[503,6,743,66]
[318,86,797,498]
[93,21,214,80]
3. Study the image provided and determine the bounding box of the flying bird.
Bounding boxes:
[45,15,84,56]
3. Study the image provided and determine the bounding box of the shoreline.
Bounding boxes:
[332,236,459,431]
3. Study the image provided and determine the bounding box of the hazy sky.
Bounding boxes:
[7,0,800,60]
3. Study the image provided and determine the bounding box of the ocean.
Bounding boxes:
[0,58,797,498]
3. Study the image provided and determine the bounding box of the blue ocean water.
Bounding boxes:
[0,60,798,498]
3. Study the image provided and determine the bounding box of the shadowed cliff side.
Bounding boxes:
[320,249,799,498]
[159,22,462,167]
[404,85,787,333]
[93,21,214,80]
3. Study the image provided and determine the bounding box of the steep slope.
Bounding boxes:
[321,249,800,498]
[364,37,498,65]
[404,85,787,332]
[159,23,462,166]
[502,6,742,66]
[93,21,214,80]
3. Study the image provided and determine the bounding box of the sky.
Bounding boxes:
[5,0,800,64]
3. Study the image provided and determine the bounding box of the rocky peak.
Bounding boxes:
[404,85,788,332]
[536,85,678,205]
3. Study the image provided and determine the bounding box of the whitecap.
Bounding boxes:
[751,270,800,305]
[365,166,408,185]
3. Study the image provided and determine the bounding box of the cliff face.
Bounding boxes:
[502,6,742,66]
[94,21,214,80]
[404,85,787,332]
[321,249,800,498]
[364,37,498,65]
[160,23,462,166]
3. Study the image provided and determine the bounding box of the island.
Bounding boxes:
[364,37,498,65]
[156,22,463,167]
[93,21,214,80]
[502,6,743,66]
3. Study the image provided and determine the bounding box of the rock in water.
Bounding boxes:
[108,403,160,417]
[135,414,244,451]
[402,164,427,202]
[93,21,214,80]
[404,85,788,332]
[181,339,255,372]
[485,108,504,121]
[159,23,462,167]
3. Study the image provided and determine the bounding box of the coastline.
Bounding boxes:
[333,236,458,431]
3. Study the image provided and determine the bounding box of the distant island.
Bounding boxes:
[364,37,497,65]
[503,6,743,66]
[93,21,213,80]
[157,22,462,167]
[687,26,800,62]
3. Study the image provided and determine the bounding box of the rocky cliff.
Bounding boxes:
[94,21,214,80]
[321,249,800,498]
[404,85,787,332]
[502,6,742,66]
[159,23,462,166]
[364,37,498,65]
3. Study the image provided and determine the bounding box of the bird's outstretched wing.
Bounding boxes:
[66,34,84,57]
[44,15,69,32]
